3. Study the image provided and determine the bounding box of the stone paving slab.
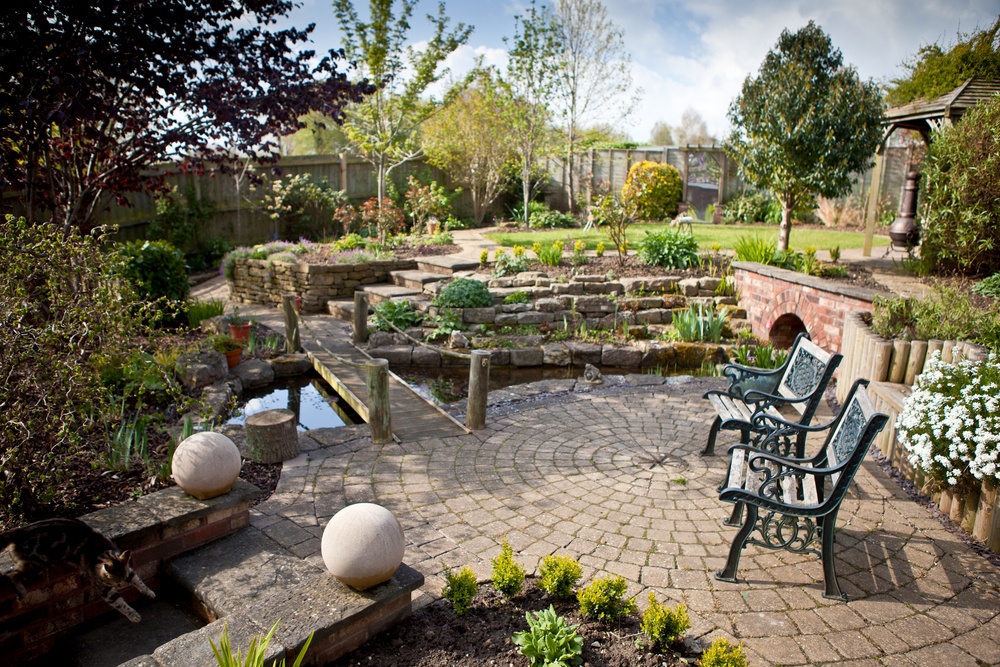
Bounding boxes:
[247,376,1000,666]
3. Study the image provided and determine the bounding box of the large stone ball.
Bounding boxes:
[172,432,242,500]
[321,503,405,590]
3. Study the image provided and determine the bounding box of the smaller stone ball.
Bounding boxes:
[172,432,242,500]
[322,503,405,590]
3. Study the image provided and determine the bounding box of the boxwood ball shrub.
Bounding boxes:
[622,161,682,220]
[442,566,478,615]
[491,538,525,598]
[433,277,492,308]
[920,94,1000,275]
[577,574,637,623]
[537,553,583,599]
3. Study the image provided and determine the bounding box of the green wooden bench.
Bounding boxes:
[702,332,842,457]
[714,379,888,599]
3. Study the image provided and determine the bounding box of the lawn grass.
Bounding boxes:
[486,223,889,252]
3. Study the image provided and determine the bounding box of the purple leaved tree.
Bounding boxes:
[0,0,373,234]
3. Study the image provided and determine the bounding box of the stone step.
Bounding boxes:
[327,299,366,320]
[358,283,422,305]
[390,269,448,291]
[416,255,481,276]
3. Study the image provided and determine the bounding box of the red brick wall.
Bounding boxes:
[0,483,257,663]
[734,263,876,354]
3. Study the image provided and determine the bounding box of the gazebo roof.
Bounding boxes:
[885,77,1000,135]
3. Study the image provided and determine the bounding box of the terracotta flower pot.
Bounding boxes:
[224,348,242,368]
[229,322,251,345]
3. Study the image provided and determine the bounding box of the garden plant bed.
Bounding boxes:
[298,241,460,263]
[330,580,701,667]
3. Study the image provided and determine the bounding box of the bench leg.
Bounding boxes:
[724,501,745,526]
[819,512,846,600]
[716,504,757,584]
[702,416,722,456]
[795,430,808,459]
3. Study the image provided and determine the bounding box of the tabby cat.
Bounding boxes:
[0,517,155,622]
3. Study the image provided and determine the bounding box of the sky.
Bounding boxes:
[282,0,1000,143]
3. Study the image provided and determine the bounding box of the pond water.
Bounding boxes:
[227,373,359,430]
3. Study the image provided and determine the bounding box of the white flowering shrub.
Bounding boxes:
[898,352,1000,489]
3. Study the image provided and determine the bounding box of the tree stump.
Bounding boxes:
[245,409,300,463]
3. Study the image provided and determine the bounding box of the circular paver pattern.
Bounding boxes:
[253,379,1000,666]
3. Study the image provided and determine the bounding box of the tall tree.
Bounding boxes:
[0,0,368,234]
[726,21,884,250]
[673,108,716,146]
[552,0,637,212]
[422,70,516,225]
[503,1,562,227]
[282,112,352,156]
[333,0,471,210]
[649,121,674,146]
[887,18,1000,107]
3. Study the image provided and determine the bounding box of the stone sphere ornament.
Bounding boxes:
[321,503,405,590]
[171,432,242,500]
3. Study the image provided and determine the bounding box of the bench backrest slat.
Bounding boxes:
[826,385,878,487]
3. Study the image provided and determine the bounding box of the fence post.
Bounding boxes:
[354,292,369,344]
[365,359,392,444]
[281,294,300,353]
[467,350,491,430]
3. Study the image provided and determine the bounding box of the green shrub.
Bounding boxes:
[1,218,154,526]
[536,241,565,267]
[427,309,464,341]
[187,299,225,329]
[512,605,583,667]
[973,273,1000,298]
[491,539,525,598]
[733,234,777,264]
[493,250,531,277]
[505,291,531,305]
[722,191,779,224]
[622,161,682,220]
[920,94,1000,275]
[434,278,493,308]
[442,566,478,615]
[870,285,1000,350]
[116,240,190,321]
[333,232,366,252]
[150,186,214,252]
[674,304,729,343]
[370,300,423,332]
[577,575,636,623]
[516,201,577,229]
[700,637,750,667]
[640,594,690,650]
[537,554,583,599]
[639,229,699,269]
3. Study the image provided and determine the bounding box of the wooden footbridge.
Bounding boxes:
[240,303,470,443]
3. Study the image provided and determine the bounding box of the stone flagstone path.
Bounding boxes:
[249,377,1000,667]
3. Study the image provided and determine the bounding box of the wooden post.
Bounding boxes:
[339,152,349,191]
[962,485,981,534]
[365,359,392,444]
[904,340,928,385]
[942,339,956,364]
[838,313,859,403]
[986,483,1000,554]
[974,481,997,543]
[466,350,491,430]
[925,340,944,370]
[245,409,300,463]
[354,292,369,345]
[889,340,909,383]
[282,294,300,353]
[872,339,893,382]
[862,148,886,257]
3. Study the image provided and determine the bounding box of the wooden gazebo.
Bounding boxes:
[862,77,1000,255]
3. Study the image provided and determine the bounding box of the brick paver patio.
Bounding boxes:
[248,377,1000,666]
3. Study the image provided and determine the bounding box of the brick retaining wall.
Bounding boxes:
[732,261,880,352]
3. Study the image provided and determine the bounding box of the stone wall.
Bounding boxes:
[368,272,745,371]
[228,258,418,313]
[733,261,880,352]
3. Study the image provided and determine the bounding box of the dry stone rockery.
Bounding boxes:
[228,257,418,313]
[369,271,749,371]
